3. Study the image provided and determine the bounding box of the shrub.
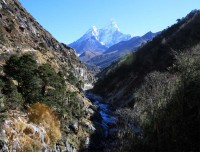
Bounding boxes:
[168,49,200,150]
[134,72,178,127]
[0,26,5,43]
[3,54,66,105]
[131,71,179,150]
[63,92,84,120]
[2,78,24,109]
[3,54,42,103]
[38,64,66,101]
[28,103,61,147]
[114,108,137,151]
[131,49,200,151]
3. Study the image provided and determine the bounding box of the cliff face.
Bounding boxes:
[0,0,95,151]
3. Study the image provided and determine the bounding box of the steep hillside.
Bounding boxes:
[93,10,200,151]
[87,51,119,69]
[0,0,95,151]
[94,10,200,107]
[0,0,94,85]
[79,50,102,62]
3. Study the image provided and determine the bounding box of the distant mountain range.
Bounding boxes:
[69,21,159,69]
[69,20,131,55]
[87,31,159,68]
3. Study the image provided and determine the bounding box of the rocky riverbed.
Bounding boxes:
[85,92,118,151]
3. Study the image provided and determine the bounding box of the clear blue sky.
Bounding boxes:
[19,0,200,44]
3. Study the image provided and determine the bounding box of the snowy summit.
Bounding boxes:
[69,20,131,54]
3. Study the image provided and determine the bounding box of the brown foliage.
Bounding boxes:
[28,102,61,147]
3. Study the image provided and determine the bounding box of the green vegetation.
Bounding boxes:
[3,54,63,105]
[1,53,85,128]
[38,63,66,106]
[67,71,82,90]
[0,26,5,43]
[4,54,42,102]
[94,52,136,95]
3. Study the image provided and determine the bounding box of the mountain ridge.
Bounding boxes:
[86,31,159,68]
[69,21,131,55]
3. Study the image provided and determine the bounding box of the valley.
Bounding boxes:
[85,92,118,151]
[0,0,200,152]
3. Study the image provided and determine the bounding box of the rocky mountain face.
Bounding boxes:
[0,0,96,151]
[0,0,94,85]
[69,21,131,55]
[87,31,159,68]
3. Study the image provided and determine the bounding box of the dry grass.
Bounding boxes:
[28,102,62,147]
[3,113,43,151]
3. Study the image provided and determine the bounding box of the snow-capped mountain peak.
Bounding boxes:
[81,26,99,41]
[86,26,99,36]
[69,20,132,53]
[104,20,120,32]
[98,20,131,47]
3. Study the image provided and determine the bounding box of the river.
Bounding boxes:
[85,92,118,151]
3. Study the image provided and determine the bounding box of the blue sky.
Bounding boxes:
[19,0,200,44]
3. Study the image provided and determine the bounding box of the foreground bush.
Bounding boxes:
[28,102,61,147]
